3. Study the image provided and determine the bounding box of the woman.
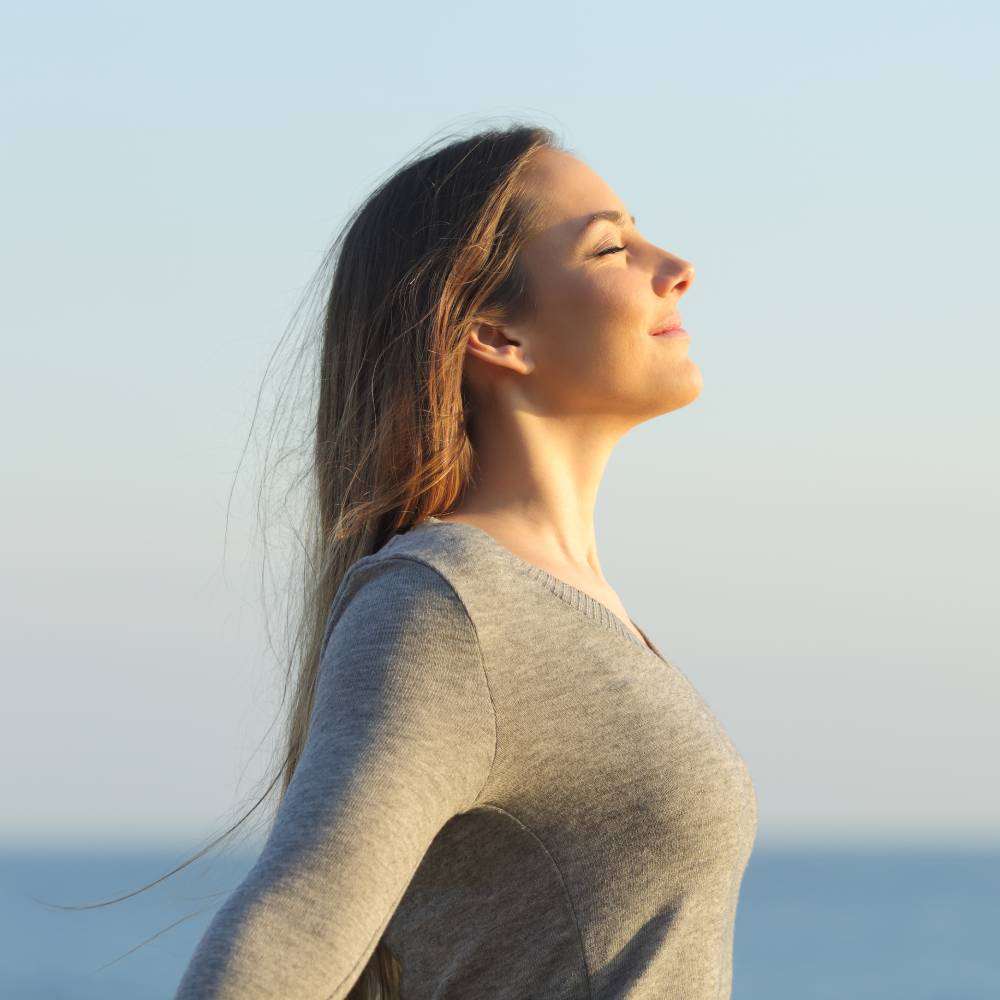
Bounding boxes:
[174,122,758,999]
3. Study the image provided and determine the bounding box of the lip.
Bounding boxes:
[650,316,685,336]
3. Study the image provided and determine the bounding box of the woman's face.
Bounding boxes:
[476,148,700,427]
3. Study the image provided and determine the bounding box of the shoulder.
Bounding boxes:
[323,519,502,640]
[322,553,473,658]
[315,550,495,761]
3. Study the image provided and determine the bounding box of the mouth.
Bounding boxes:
[650,316,687,337]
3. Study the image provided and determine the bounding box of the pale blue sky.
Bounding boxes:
[2,1,997,847]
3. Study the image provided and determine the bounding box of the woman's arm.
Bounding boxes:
[173,556,496,999]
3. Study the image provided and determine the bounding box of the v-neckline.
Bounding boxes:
[422,516,667,663]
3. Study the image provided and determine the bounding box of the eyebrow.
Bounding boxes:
[576,209,636,244]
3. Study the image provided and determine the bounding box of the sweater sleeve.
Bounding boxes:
[173,555,496,1000]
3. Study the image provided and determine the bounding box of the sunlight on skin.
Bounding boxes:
[435,148,698,631]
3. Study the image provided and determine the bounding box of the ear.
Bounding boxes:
[464,320,534,375]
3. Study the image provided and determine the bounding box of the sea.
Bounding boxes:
[1,841,997,999]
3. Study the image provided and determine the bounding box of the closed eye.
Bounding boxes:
[595,245,626,257]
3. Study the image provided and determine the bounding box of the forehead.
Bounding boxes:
[524,149,626,237]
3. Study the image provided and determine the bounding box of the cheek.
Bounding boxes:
[538,273,649,399]
[545,269,640,350]
[574,272,647,369]
[572,267,635,317]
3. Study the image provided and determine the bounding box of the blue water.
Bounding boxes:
[1,842,997,998]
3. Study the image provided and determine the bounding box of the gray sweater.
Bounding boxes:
[174,516,758,999]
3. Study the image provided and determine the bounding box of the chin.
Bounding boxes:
[658,368,704,416]
[684,365,704,402]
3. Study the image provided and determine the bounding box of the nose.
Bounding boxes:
[653,256,695,298]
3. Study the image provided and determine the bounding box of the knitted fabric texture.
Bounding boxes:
[174,517,758,999]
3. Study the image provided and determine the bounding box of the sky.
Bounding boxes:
[2,0,997,849]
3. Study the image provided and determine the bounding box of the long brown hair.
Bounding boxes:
[42,119,563,999]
